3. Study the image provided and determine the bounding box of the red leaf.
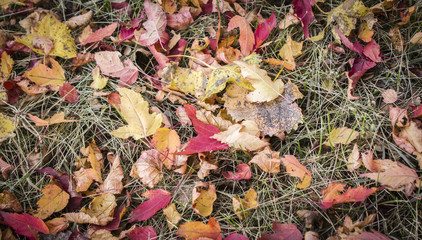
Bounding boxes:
[254,12,277,49]
[411,104,422,118]
[59,83,79,103]
[168,39,187,62]
[363,39,382,62]
[0,211,49,240]
[228,15,255,56]
[178,104,228,155]
[336,28,364,56]
[148,44,169,69]
[81,22,118,45]
[129,189,171,222]
[259,222,302,240]
[107,92,121,109]
[319,182,377,210]
[3,80,24,103]
[293,0,315,39]
[167,7,193,30]
[346,58,376,100]
[139,0,169,47]
[129,226,157,240]
[224,233,249,240]
[222,163,251,180]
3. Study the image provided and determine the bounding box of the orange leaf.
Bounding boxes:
[28,112,77,126]
[23,58,65,86]
[249,147,281,173]
[151,128,181,169]
[81,22,118,45]
[227,15,254,56]
[281,155,311,189]
[34,183,70,219]
[177,217,222,240]
[320,182,377,210]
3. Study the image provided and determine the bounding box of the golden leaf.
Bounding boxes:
[0,113,15,143]
[28,112,76,126]
[163,203,182,229]
[232,188,259,220]
[324,127,359,147]
[34,183,70,219]
[192,182,217,217]
[166,63,207,99]
[90,66,108,89]
[23,58,66,87]
[278,36,303,70]
[1,52,13,82]
[151,128,181,169]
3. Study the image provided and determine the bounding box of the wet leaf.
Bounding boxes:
[192,181,217,217]
[281,155,312,189]
[232,188,259,220]
[130,149,163,188]
[34,183,70,219]
[319,182,377,210]
[129,189,171,222]
[28,112,77,126]
[177,217,222,240]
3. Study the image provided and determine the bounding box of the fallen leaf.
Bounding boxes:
[250,147,281,173]
[351,229,392,240]
[0,211,49,240]
[292,0,315,39]
[178,104,228,154]
[382,89,398,104]
[254,12,277,49]
[319,182,377,210]
[99,153,124,194]
[32,36,54,55]
[232,188,259,220]
[347,143,361,171]
[278,36,303,70]
[398,6,415,25]
[177,217,222,240]
[297,210,320,229]
[195,109,232,131]
[324,127,359,147]
[281,155,312,189]
[128,226,157,240]
[129,189,171,222]
[389,26,404,52]
[90,66,108,89]
[361,162,420,196]
[167,7,193,30]
[23,58,66,86]
[110,88,162,140]
[65,10,93,29]
[72,52,94,70]
[176,106,192,125]
[16,14,76,58]
[0,190,23,212]
[228,15,254,56]
[59,83,79,103]
[151,128,181,169]
[163,203,182,229]
[224,233,249,240]
[165,63,207,99]
[16,79,49,96]
[1,52,13,81]
[94,51,139,86]
[363,39,382,62]
[81,22,118,45]
[260,222,303,240]
[197,152,218,179]
[28,112,77,126]
[34,183,70,219]
[139,0,168,46]
[130,149,163,188]
[346,57,376,100]
[192,181,217,217]
[410,32,422,44]
[65,193,116,226]
[45,217,68,234]
[279,7,300,30]
[358,22,374,43]
[223,163,252,180]
[162,0,177,14]
[0,113,15,143]
[336,28,364,56]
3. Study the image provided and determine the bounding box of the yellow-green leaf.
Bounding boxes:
[0,113,15,142]
[166,64,207,99]
[1,52,13,82]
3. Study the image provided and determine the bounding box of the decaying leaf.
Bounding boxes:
[99,153,124,194]
[34,183,70,219]
[228,15,254,56]
[389,26,404,52]
[130,149,163,188]
[319,182,377,210]
[16,14,76,58]
[28,112,77,126]
[23,58,66,87]
[165,63,207,99]
[410,32,422,44]
[278,36,303,70]
[0,190,23,212]
[0,113,15,142]
[192,181,217,217]
[232,188,259,220]
[177,217,222,240]
[250,147,281,173]
[281,155,312,189]
[324,127,359,147]
[130,189,171,222]
[110,88,162,140]
[163,203,182,229]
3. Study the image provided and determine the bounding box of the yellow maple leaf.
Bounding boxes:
[192,182,217,217]
[110,88,162,140]
[34,183,70,219]
[279,36,303,71]
[324,127,360,147]
[23,58,66,86]
[15,14,76,59]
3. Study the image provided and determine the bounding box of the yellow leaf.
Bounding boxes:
[192,182,216,217]
[15,14,76,58]
[163,203,182,229]
[34,183,70,219]
[0,113,15,142]
[234,61,284,102]
[358,22,374,43]
[151,128,181,169]
[110,88,162,140]
[1,52,13,82]
[90,66,108,89]
[232,188,259,220]
[324,127,360,147]
[279,36,303,71]
[166,63,207,99]
[28,112,76,126]
[23,58,66,87]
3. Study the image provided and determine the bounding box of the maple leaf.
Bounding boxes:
[139,0,168,46]
[0,190,23,212]
[178,104,228,155]
[129,189,171,222]
[129,226,157,240]
[130,149,164,188]
[110,88,162,140]
[15,14,76,58]
[81,22,118,45]
[177,217,222,240]
[59,83,79,103]
[346,58,376,100]
[228,15,255,56]
[163,203,182,230]
[0,113,15,143]
[99,153,124,194]
[234,60,284,102]
[233,188,259,220]
[250,147,281,173]
[167,7,193,30]
[28,112,77,126]
[23,58,65,87]
[254,12,277,49]
[363,39,382,63]
[223,163,252,180]
[94,51,139,86]
[192,181,217,217]
[281,155,312,189]
[259,222,303,240]
[361,162,420,196]
[319,182,377,210]
[292,0,315,39]
[0,211,49,240]
[34,183,70,219]
[324,127,360,147]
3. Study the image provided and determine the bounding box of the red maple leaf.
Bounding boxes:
[129,189,171,222]
[59,82,79,103]
[319,182,377,210]
[0,211,49,240]
[293,0,316,39]
[254,12,277,49]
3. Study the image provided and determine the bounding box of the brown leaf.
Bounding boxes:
[250,147,281,173]
[0,158,14,179]
[98,153,124,194]
[232,188,259,220]
[192,182,217,217]
[197,152,218,180]
[227,15,254,56]
[130,149,163,188]
[0,190,23,212]
[388,26,404,52]
[28,112,77,126]
[16,79,49,96]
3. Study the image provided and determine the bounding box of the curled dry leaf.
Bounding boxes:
[281,155,312,189]
[28,112,77,127]
[232,188,259,220]
[319,182,377,210]
[34,183,70,219]
[223,163,252,180]
[177,217,222,240]
[197,152,218,179]
[130,149,163,188]
[129,189,171,222]
[98,153,124,194]
[163,203,182,229]
[250,147,281,173]
[324,127,359,147]
[192,181,217,217]
[0,190,23,212]
[65,10,93,29]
